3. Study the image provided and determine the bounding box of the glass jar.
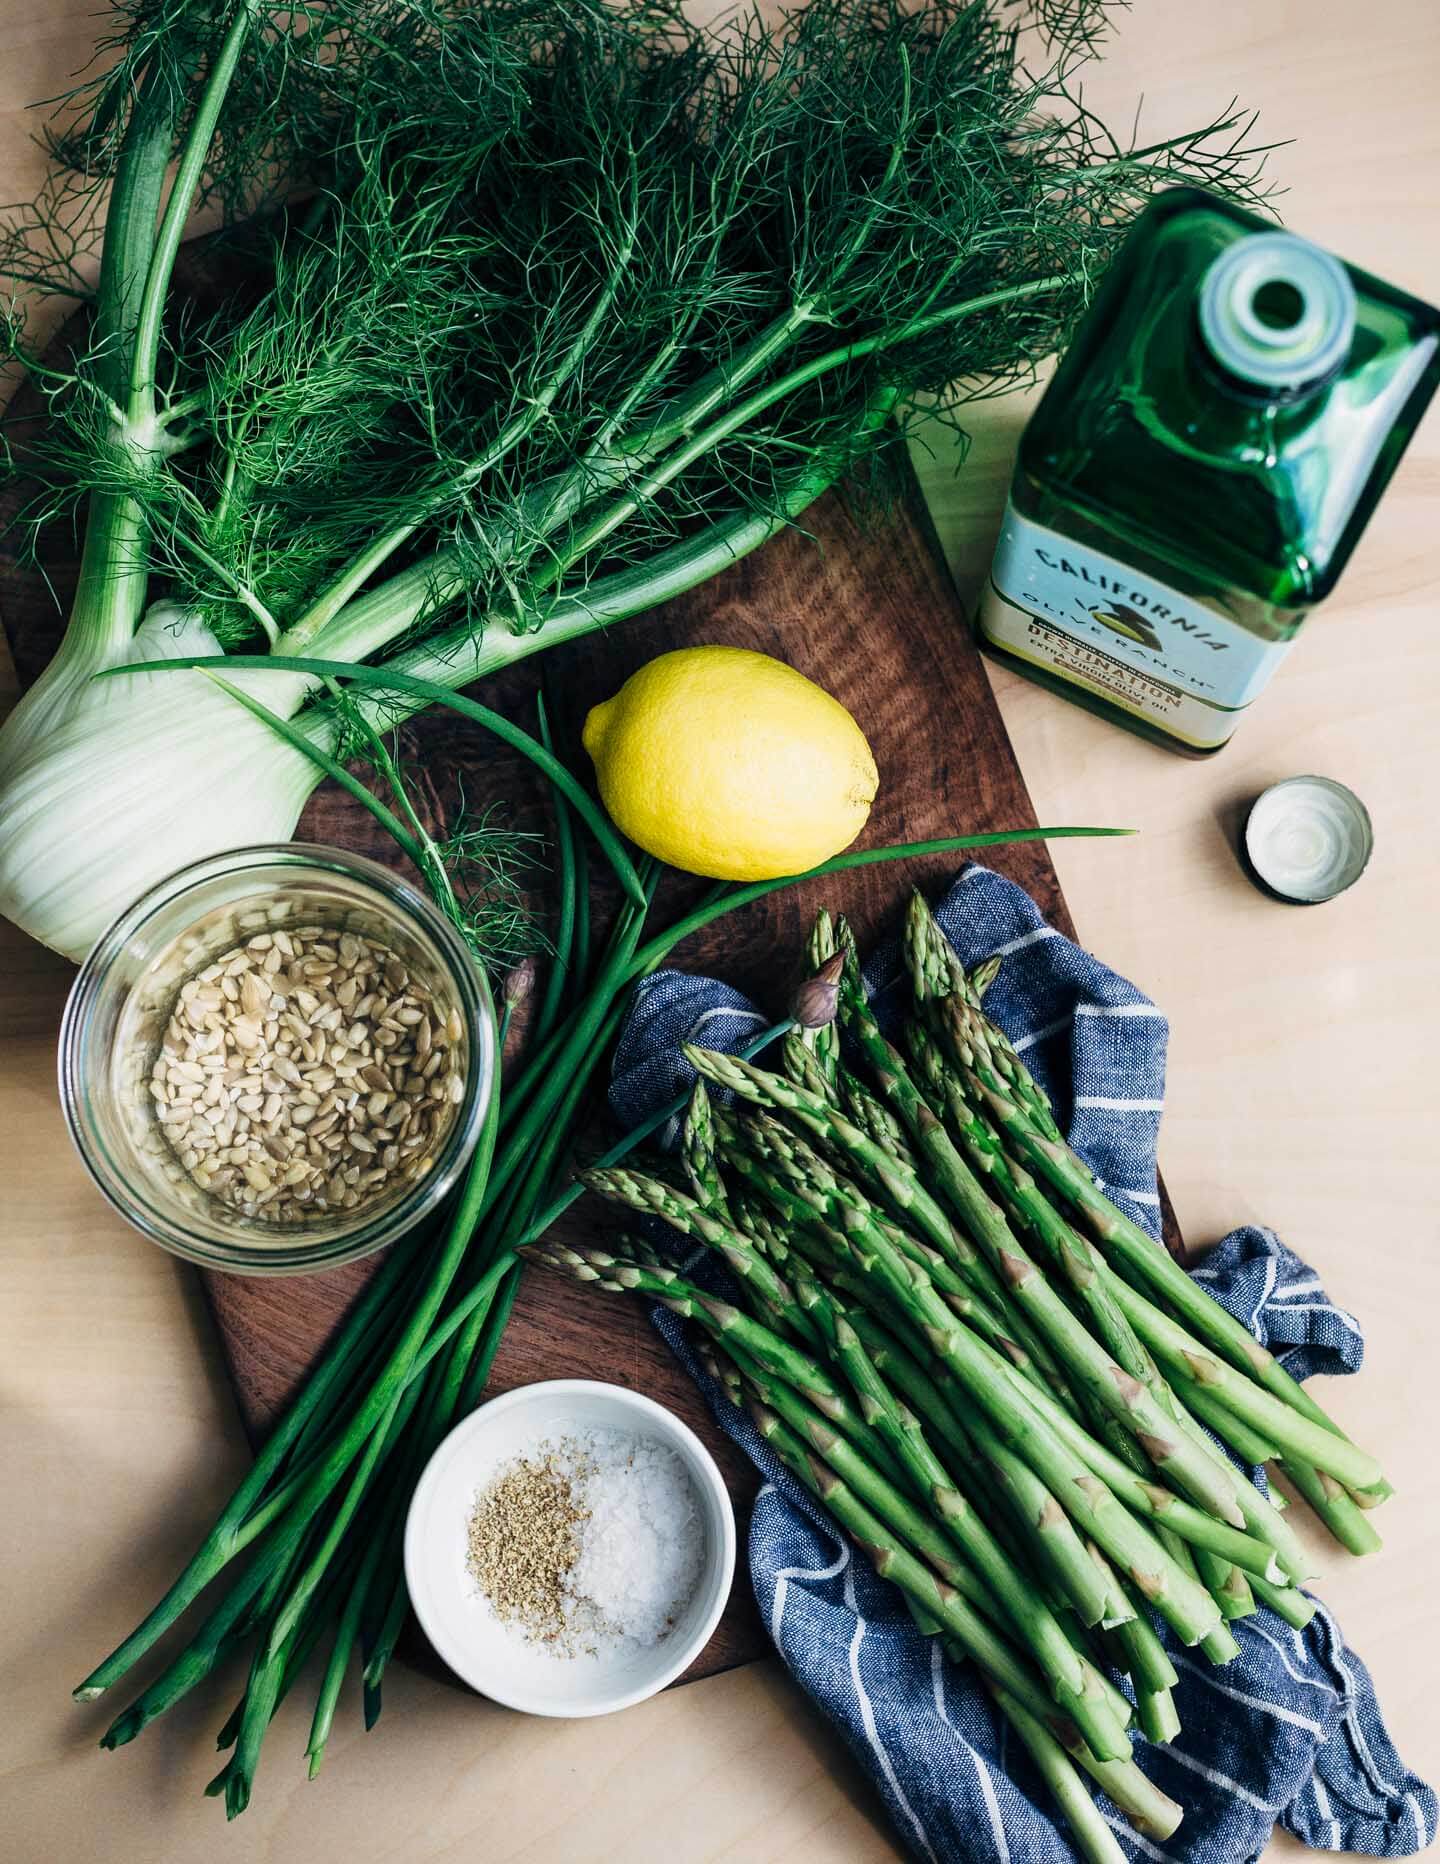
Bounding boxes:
[59,844,495,1275]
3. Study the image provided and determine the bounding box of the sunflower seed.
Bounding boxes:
[154,914,465,1229]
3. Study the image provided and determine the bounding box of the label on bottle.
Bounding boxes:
[977,504,1297,749]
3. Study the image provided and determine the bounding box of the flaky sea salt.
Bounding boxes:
[569,1432,703,1645]
[466,1426,704,1659]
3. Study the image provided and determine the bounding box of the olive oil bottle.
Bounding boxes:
[976,188,1440,752]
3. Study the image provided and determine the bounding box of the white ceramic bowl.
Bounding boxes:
[405,1379,736,1717]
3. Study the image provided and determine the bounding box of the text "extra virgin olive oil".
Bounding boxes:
[977,189,1440,753]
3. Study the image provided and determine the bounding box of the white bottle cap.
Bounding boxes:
[1243,776,1373,903]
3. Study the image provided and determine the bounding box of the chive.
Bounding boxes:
[533,689,577,1045]
[73,1225,430,1700]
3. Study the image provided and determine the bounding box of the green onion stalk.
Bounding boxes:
[0,0,1270,959]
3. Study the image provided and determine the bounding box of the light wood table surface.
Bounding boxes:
[2,2,1437,1860]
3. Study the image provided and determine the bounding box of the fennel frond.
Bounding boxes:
[0,0,1275,957]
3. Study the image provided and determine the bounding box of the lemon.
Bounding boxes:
[582,646,878,881]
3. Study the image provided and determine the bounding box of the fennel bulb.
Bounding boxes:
[0,607,319,960]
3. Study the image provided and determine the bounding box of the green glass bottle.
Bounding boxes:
[976,188,1440,753]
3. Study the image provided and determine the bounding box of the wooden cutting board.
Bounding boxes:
[2,458,1090,1682]
[211,473,1095,1688]
[1,317,1164,1681]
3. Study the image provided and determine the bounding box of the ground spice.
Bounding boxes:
[465,1446,593,1651]
[465,1430,704,1659]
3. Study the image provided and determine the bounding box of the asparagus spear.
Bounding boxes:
[685,1047,989,1285]
[524,1241,907,1484]
[904,1019,1160,1392]
[993,1673,1184,1842]
[839,1300,1250,1677]
[956,1038,1381,1472]
[904,895,1063,1137]
[1167,1369,1282,1465]
[704,1059,1076,1407]
[783,1194,1226,1644]
[839,1067,920,1169]
[682,1081,730,1218]
[731,1109,1069,1396]
[1092,1267,1383,1492]
[534,898,1376,1851]
[986,1682,1129,1864]
[717,1127,1128,1625]
[1275,1458,1383,1558]
[749,1396,1185,1846]
[724,1337,1133,1761]
[533,1227,1138,1637]
[798,911,843,1093]
[1153,1519,1249,1666]
[832,990,1252,1533]
[908,891,1390,1504]
[905,891,1390,1542]
[782,1030,844,1108]
[1250,1572,1318,1631]
[693,1051,1250,1596]
[1195,1550,1256,1622]
[730,976,1311,1588]
[695,1337,746,1414]
[1110,1580,1180,1694]
[905,1015,1295,1600]
[844,1309,1289,1584]
[922,997,1384,1519]
[791,1272,1131,1726]
[745,1397,1111,1751]
[731,1173,913,1340]
[580,1167,827,1353]
[1162,1395,1315,1587]
[754,1209,1057,1584]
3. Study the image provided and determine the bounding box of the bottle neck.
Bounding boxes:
[1196,231,1356,403]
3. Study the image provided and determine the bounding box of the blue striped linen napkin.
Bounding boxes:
[609,864,1436,1864]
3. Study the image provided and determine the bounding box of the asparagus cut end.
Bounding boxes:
[1136,1686,1182,1748]
[1198,1623,1242,1665]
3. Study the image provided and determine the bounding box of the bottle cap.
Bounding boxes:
[1243,776,1373,904]
[1199,231,1356,394]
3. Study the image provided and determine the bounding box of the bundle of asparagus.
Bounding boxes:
[525,894,1389,1863]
